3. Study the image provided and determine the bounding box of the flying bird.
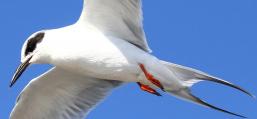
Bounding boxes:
[10,0,254,119]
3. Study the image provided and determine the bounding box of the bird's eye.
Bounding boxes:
[25,32,45,56]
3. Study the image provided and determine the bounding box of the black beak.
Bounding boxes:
[10,56,32,87]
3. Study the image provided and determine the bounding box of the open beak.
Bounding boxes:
[10,56,32,87]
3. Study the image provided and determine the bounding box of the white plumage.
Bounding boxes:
[10,68,122,119]
[10,0,253,119]
[79,0,151,52]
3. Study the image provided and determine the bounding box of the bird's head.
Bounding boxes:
[10,32,46,87]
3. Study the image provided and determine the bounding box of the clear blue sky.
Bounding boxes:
[0,0,256,119]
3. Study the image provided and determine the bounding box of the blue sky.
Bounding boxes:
[0,0,256,119]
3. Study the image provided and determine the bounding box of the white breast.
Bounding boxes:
[42,24,153,82]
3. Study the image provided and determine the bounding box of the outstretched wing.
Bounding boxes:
[78,0,151,52]
[10,67,122,119]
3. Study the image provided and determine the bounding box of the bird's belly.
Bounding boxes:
[52,39,148,82]
[61,55,142,82]
[73,58,140,82]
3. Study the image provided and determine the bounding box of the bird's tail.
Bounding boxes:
[160,60,254,118]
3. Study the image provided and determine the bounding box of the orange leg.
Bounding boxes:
[137,82,161,96]
[139,63,165,91]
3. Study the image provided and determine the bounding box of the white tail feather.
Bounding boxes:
[161,60,253,97]
[161,60,254,118]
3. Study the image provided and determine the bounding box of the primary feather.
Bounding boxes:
[10,68,122,119]
[10,0,253,119]
[78,0,151,52]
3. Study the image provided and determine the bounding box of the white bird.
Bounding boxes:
[10,0,253,119]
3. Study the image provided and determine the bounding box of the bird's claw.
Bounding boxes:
[137,82,162,96]
[138,63,165,91]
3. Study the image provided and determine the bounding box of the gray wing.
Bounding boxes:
[79,0,151,52]
[10,67,122,119]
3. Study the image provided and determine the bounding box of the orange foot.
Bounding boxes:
[139,63,165,91]
[137,82,161,96]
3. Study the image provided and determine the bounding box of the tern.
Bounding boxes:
[10,0,253,119]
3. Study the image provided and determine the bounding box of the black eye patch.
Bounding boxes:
[25,32,45,56]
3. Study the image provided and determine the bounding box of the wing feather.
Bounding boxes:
[79,0,151,52]
[10,67,122,119]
